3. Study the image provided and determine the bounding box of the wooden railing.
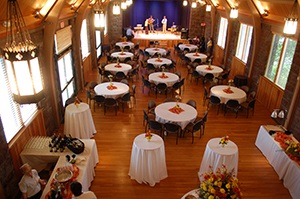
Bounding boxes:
[257,76,284,112]
[8,110,46,178]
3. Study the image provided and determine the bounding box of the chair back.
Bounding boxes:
[249,99,256,108]
[149,120,163,132]
[120,79,129,85]
[94,95,105,103]
[156,83,167,90]
[104,98,117,106]
[115,72,126,80]
[226,99,240,108]
[193,120,203,132]
[204,73,214,81]
[89,81,98,90]
[186,99,197,109]
[203,110,208,122]
[210,96,221,105]
[148,100,156,112]
[122,93,131,101]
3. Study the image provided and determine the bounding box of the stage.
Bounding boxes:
[132,31,188,48]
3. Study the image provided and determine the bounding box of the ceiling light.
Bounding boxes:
[230,8,238,18]
[283,0,298,35]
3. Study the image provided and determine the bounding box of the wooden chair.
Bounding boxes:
[164,123,181,144]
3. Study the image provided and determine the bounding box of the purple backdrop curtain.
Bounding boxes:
[122,0,190,30]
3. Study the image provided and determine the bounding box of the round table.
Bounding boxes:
[155,102,198,130]
[94,82,129,99]
[104,63,132,75]
[185,53,207,62]
[198,138,239,181]
[128,134,168,187]
[181,189,199,199]
[196,65,223,77]
[64,103,96,139]
[148,72,179,87]
[147,58,172,68]
[115,41,134,49]
[111,52,134,62]
[210,85,247,104]
[145,48,167,56]
[178,44,198,52]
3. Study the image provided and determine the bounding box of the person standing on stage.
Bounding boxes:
[161,16,167,33]
[144,18,149,34]
[148,15,155,33]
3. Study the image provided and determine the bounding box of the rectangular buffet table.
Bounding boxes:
[255,125,300,199]
[20,136,99,198]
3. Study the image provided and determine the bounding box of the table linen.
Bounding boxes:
[128,134,168,186]
[147,58,172,68]
[198,138,239,181]
[94,82,129,99]
[104,63,132,75]
[155,102,197,129]
[196,65,223,77]
[185,53,207,62]
[145,48,167,56]
[181,189,199,199]
[115,41,134,49]
[255,125,300,199]
[210,85,247,104]
[178,44,198,52]
[64,103,96,139]
[148,72,179,87]
[111,52,133,62]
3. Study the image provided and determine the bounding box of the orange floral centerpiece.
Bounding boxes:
[199,165,242,199]
[169,95,184,114]
[145,130,153,142]
[194,49,199,56]
[223,80,234,94]
[119,48,126,55]
[219,136,229,147]
[74,97,80,107]
[205,59,213,70]
[159,70,168,79]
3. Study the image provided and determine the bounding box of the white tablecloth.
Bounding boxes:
[104,63,132,75]
[128,134,168,186]
[94,82,129,99]
[185,53,207,62]
[145,48,167,56]
[148,72,179,87]
[111,52,134,61]
[179,44,198,52]
[115,41,134,49]
[181,189,199,199]
[198,138,239,181]
[210,85,247,104]
[20,137,99,198]
[155,102,197,129]
[196,65,223,77]
[255,125,300,199]
[147,58,172,68]
[64,103,96,139]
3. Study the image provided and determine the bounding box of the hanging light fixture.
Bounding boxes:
[121,1,127,10]
[2,0,44,104]
[283,0,298,35]
[191,1,197,8]
[183,0,188,6]
[113,3,120,15]
[230,8,238,18]
[126,0,133,6]
[206,4,212,12]
[94,0,105,28]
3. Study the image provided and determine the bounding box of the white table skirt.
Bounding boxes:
[210,85,247,104]
[115,41,134,49]
[145,48,167,56]
[111,52,134,61]
[104,63,132,75]
[94,82,129,99]
[185,53,207,62]
[155,102,197,130]
[198,138,239,181]
[196,65,223,77]
[255,125,300,199]
[179,44,198,52]
[147,58,172,68]
[128,134,168,186]
[64,103,96,139]
[148,72,179,87]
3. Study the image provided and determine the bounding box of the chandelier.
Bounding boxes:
[283,0,298,35]
[2,0,44,104]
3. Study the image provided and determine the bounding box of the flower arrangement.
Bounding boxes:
[286,142,300,158]
[199,165,242,199]
[74,97,80,107]
[145,130,153,142]
[219,136,229,147]
[108,74,113,82]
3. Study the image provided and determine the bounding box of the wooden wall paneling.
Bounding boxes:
[213,45,224,66]
[229,56,246,79]
[83,54,92,85]
[257,76,284,112]
[8,110,46,178]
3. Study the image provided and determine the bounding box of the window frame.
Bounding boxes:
[217,17,228,49]
[235,23,253,63]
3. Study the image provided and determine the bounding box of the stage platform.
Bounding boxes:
[132,31,188,48]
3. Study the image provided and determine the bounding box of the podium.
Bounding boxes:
[181,28,189,39]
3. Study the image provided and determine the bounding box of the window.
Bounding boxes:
[265,35,297,89]
[80,19,90,59]
[236,24,253,63]
[0,58,37,143]
[57,51,75,106]
[95,30,102,59]
[217,17,228,48]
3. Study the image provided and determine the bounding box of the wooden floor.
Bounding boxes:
[73,49,292,199]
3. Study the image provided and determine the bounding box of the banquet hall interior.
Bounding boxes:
[0,0,299,198]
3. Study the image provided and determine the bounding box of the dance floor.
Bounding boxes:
[133,31,187,48]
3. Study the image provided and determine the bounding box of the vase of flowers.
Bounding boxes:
[175,95,181,107]
[74,97,80,108]
[145,131,152,142]
[199,165,242,199]
[219,136,229,147]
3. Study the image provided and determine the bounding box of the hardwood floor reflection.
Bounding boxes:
[72,50,291,199]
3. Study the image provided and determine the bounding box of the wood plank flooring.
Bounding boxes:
[72,49,292,199]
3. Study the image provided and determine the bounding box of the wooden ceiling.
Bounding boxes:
[0,0,298,35]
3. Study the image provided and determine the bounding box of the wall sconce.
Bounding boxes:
[126,0,133,6]
[230,8,238,18]
[113,3,120,15]
[191,1,197,8]
[263,10,269,17]
[183,0,188,6]
[2,0,44,104]
[271,109,288,126]
[283,0,298,35]
[206,4,212,12]
[94,10,105,28]
[121,1,127,10]
[33,10,41,18]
